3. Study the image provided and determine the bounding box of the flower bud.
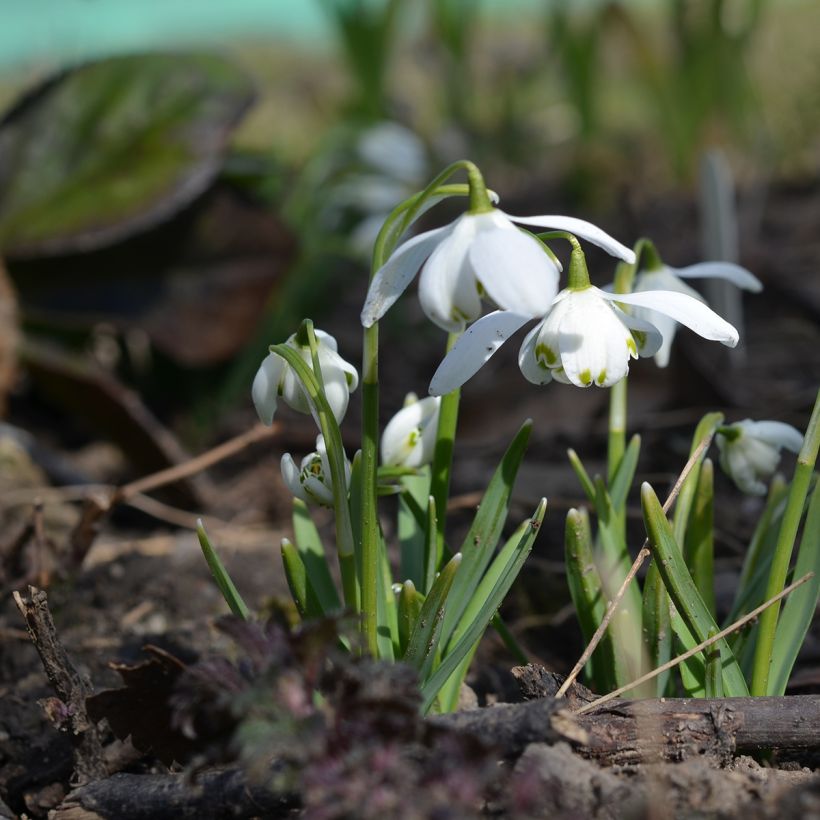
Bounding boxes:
[380,393,441,468]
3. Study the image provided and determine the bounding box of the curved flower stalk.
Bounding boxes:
[381,393,441,468]
[429,249,740,395]
[252,330,358,425]
[281,435,351,507]
[716,420,804,495]
[361,207,636,334]
[631,246,762,367]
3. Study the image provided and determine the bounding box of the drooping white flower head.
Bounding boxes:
[281,435,351,507]
[381,393,441,468]
[361,207,635,334]
[252,330,358,426]
[429,285,739,394]
[632,261,761,367]
[716,420,803,496]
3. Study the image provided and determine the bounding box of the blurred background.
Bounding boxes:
[0,0,818,545]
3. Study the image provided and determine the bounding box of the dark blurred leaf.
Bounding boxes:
[0,53,254,258]
[0,260,19,415]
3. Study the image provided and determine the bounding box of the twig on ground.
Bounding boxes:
[575,572,814,715]
[13,585,106,784]
[556,432,715,698]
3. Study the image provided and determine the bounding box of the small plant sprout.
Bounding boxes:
[630,239,762,367]
[717,420,804,496]
[381,393,441,468]
[198,160,817,717]
[252,328,359,425]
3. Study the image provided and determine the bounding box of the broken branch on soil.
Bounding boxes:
[575,571,814,715]
[13,585,106,784]
[556,432,715,698]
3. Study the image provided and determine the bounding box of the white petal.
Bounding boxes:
[673,262,763,292]
[723,446,767,495]
[745,421,803,453]
[611,304,663,358]
[469,215,559,317]
[361,223,455,327]
[635,267,704,300]
[558,292,631,387]
[517,322,553,386]
[599,289,739,348]
[502,212,635,262]
[281,453,308,503]
[429,310,532,395]
[381,396,440,467]
[418,216,482,332]
[318,348,358,423]
[252,352,286,425]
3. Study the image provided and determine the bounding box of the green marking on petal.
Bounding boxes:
[536,343,558,365]
[597,368,607,385]
[627,334,640,355]
[579,368,592,386]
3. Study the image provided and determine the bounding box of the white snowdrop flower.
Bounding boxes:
[633,261,761,367]
[252,330,358,425]
[361,207,635,334]
[429,285,739,394]
[381,393,441,468]
[281,435,350,507]
[716,420,803,496]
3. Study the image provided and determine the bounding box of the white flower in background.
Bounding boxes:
[633,262,762,367]
[281,435,350,507]
[381,393,441,468]
[361,209,635,333]
[252,330,358,425]
[716,420,803,495]
[429,286,739,394]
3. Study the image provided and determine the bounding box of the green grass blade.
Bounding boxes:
[423,495,439,594]
[398,468,431,588]
[282,537,324,619]
[609,434,641,511]
[704,629,723,698]
[421,499,546,714]
[642,563,672,696]
[402,553,462,679]
[683,458,715,616]
[197,520,250,620]
[567,448,596,503]
[641,483,749,696]
[398,580,424,657]
[376,534,397,661]
[565,508,615,692]
[438,420,532,648]
[292,499,342,614]
[769,475,820,695]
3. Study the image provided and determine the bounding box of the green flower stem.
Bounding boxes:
[751,387,820,695]
[608,378,627,486]
[361,161,490,656]
[269,343,359,611]
[429,332,462,569]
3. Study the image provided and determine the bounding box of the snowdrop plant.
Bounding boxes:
[199,160,819,713]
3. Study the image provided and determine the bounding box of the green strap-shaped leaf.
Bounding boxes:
[423,495,438,594]
[769,475,820,695]
[609,434,641,511]
[292,499,341,614]
[398,580,425,657]
[438,420,532,648]
[403,553,462,679]
[567,448,596,503]
[683,458,716,616]
[375,534,397,661]
[642,562,672,696]
[564,508,616,693]
[282,538,324,619]
[641,483,749,696]
[197,520,250,620]
[421,499,546,714]
[398,468,431,589]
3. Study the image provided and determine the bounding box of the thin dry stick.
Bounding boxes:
[115,422,280,502]
[574,571,814,715]
[556,432,715,698]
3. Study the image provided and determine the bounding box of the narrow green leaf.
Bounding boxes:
[421,499,546,714]
[375,535,397,661]
[769,476,820,695]
[423,495,438,593]
[281,537,323,619]
[403,553,462,679]
[642,563,672,696]
[704,629,723,698]
[564,508,615,692]
[438,420,532,648]
[609,434,641,511]
[641,483,749,696]
[567,448,596,503]
[684,458,715,616]
[398,468,431,588]
[197,520,250,620]
[398,580,425,657]
[292,499,341,614]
